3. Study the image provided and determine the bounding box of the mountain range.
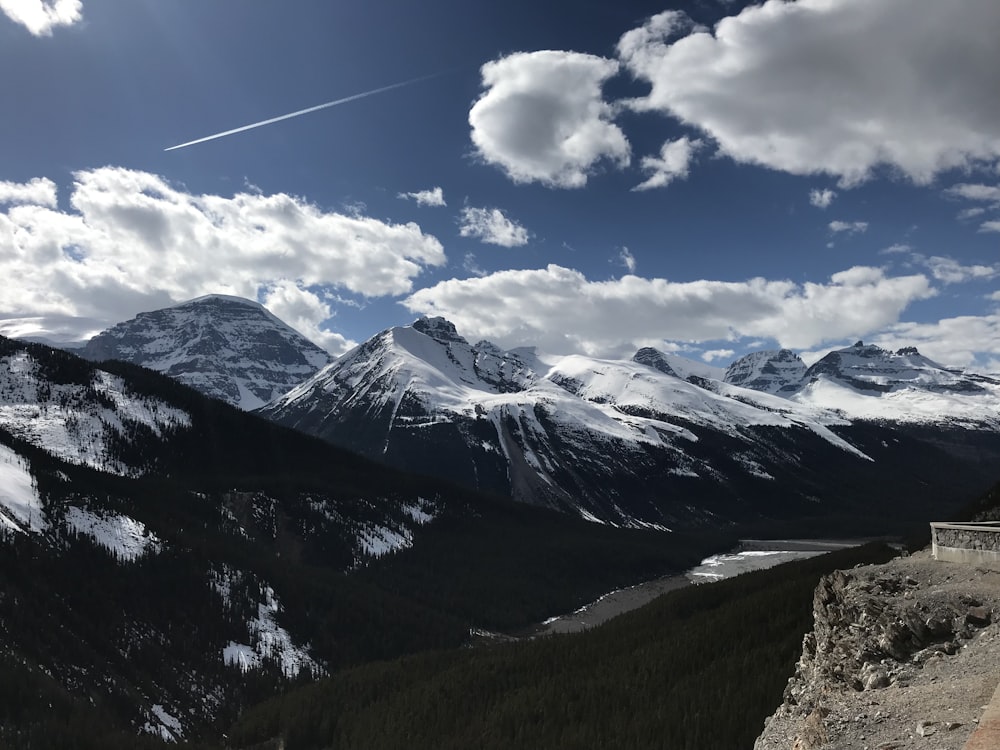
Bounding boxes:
[257,315,1000,529]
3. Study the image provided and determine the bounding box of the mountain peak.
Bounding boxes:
[632,347,678,377]
[171,294,264,310]
[723,349,806,394]
[412,316,468,346]
[81,298,332,409]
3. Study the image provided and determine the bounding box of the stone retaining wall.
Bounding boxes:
[931,522,1000,565]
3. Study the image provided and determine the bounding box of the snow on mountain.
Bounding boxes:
[0,347,191,476]
[0,442,46,534]
[81,295,332,410]
[63,506,162,561]
[791,342,1000,426]
[724,349,807,394]
[213,568,320,679]
[263,318,929,525]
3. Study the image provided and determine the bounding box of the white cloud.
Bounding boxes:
[829,220,868,235]
[945,183,1000,226]
[469,50,630,188]
[0,177,57,207]
[458,206,530,247]
[398,186,446,207]
[946,183,1000,205]
[0,0,81,36]
[260,281,354,355]
[618,246,636,274]
[809,189,837,209]
[958,207,987,220]
[0,167,445,351]
[617,3,1000,186]
[871,314,1000,370]
[403,264,934,356]
[912,254,998,284]
[462,253,486,277]
[880,243,911,255]
[702,348,735,362]
[632,136,702,191]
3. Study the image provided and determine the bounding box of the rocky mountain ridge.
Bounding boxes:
[755,549,1000,750]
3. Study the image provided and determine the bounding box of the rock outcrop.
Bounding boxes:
[755,550,1000,750]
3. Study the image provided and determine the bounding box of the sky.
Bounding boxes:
[1,0,999,370]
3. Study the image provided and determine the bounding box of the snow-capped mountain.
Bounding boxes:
[260,318,1000,528]
[724,349,807,394]
[790,342,1000,425]
[81,295,332,409]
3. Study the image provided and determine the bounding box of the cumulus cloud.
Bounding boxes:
[633,136,703,191]
[458,206,530,247]
[398,186,446,207]
[829,220,868,234]
[0,0,81,36]
[0,167,445,352]
[0,177,57,207]
[260,280,353,354]
[469,50,630,188]
[871,314,1000,371]
[809,189,837,209]
[981,221,1000,233]
[403,263,934,355]
[617,2,1000,186]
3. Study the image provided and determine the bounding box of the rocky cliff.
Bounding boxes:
[754,550,1000,750]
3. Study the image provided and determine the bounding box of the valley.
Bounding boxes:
[1,298,999,748]
[526,538,862,636]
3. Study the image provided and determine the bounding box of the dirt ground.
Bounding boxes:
[755,549,1000,750]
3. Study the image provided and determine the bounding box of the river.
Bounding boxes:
[525,539,866,636]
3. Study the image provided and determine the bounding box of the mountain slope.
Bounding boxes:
[81,295,332,409]
[0,334,717,744]
[259,318,1000,530]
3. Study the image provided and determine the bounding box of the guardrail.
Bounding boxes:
[931,522,1000,564]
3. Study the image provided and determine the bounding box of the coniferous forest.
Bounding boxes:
[227,543,899,750]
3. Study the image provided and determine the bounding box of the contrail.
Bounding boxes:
[165,73,437,152]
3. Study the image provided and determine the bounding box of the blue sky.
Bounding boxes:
[1,0,999,369]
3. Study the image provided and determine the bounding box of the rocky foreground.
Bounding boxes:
[754,549,1000,750]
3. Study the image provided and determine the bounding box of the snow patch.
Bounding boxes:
[142,704,183,742]
[0,351,191,476]
[402,498,435,525]
[222,585,320,678]
[358,523,412,558]
[64,506,161,561]
[0,443,46,534]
